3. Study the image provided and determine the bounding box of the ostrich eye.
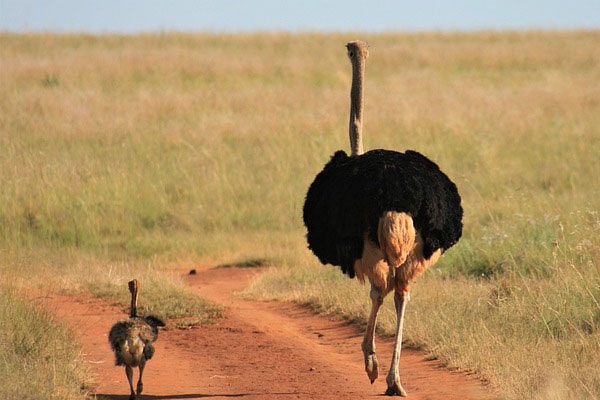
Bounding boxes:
[348,50,354,57]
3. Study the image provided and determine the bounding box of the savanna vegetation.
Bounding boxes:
[1,31,599,399]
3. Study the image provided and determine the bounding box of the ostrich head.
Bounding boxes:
[346,40,369,157]
[346,40,369,61]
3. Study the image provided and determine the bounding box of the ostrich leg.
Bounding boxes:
[362,282,384,383]
[385,290,409,396]
[125,365,136,400]
[137,357,146,397]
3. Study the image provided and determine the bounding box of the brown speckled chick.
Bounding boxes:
[108,280,165,400]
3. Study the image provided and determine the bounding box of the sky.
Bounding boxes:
[1,0,599,33]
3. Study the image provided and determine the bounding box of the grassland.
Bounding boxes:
[1,31,599,399]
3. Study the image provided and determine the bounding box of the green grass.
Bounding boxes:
[1,31,599,399]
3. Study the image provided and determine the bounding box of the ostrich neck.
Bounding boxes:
[130,291,138,318]
[349,58,365,156]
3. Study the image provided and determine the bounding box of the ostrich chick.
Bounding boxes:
[108,279,165,400]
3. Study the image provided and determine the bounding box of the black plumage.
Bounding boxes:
[303,149,463,278]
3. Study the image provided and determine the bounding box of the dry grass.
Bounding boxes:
[1,31,599,399]
[0,286,93,399]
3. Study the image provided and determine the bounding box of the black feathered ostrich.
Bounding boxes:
[303,40,463,396]
[108,280,165,400]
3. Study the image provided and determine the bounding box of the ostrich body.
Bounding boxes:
[303,41,463,396]
[108,280,165,400]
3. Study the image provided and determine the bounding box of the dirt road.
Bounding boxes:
[45,266,495,399]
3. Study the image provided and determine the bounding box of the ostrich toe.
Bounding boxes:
[365,353,379,383]
[385,382,408,397]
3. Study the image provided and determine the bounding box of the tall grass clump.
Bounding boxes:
[1,31,599,399]
[0,287,91,399]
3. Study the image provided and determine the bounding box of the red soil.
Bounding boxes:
[43,266,496,399]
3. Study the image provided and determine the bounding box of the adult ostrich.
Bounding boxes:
[302,40,463,396]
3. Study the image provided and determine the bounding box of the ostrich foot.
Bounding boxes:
[385,382,408,397]
[364,353,379,383]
